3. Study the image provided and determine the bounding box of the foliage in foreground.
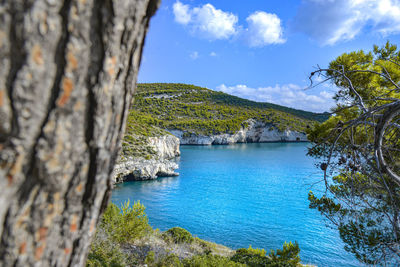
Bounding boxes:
[86,232,131,267]
[232,243,300,267]
[151,243,301,267]
[182,254,245,267]
[101,200,151,244]
[87,202,302,267]
[86,201,150,266]
[307,41,400,265]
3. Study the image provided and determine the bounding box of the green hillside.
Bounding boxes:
[126,83,328,138]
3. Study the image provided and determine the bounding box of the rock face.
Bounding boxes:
[113,120,307,183]
[148,135,181,159]
[113,158,179,183]
[113,135,180,182]
[169,119,307,145]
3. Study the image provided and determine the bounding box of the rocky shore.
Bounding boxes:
[112,158,179,183]
[113,119,308,183]
[169,119,307,145]
[112,135,180,183]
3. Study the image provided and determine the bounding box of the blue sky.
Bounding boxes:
[138,0,400,112]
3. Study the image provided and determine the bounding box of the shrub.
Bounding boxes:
[182,254,245,267]
[245,245,266,257]
[86,201,151,266]
[155,253,183,267]
[269,241,300,266]
[101,200,151,244]
[145,251,156,265]
[162,227,194,244]
[231,242,301,267]
[86,231,131,267]
[194,237,215,254]
[231,248,272,267]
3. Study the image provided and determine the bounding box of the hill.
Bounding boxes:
[126,83,328,137]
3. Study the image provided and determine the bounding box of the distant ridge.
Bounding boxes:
[135,83,329,122]
[122,83,328,157]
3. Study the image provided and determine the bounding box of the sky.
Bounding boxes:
[138,0,400,112]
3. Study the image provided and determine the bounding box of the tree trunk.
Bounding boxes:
[0,0,159,266]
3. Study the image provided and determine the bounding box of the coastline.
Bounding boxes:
[113,123,309,183]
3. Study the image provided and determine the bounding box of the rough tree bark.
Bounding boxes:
[0,0,159,266]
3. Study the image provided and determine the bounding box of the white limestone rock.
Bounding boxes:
[148,135,180,159]
[168,119,307,145]
[112,134,180,183]
[113,158,179,183]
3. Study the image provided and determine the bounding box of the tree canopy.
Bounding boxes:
[307,41,400,265]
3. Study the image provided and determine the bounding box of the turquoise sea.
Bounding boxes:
[112,143,361,266]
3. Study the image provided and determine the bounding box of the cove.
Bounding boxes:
[111,142,361,266]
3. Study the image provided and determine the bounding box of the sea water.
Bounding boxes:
[112,143,361,266]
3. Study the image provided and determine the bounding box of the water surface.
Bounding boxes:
[112,143,360,266]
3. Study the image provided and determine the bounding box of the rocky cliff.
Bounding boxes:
[113,135,180,183]
[169,119,307,145]
[113,119,308,183]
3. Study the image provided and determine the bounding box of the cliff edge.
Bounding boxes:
[113,135,180,183]
[169,119,307,145]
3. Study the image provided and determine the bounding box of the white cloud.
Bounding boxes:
[192,4,238,40]
[190,51,199,60]
[210,52,217,57]
[173,1,191,24]
[294,0,400,45]
[216,84,336,112]
[172,1,285,47]
[173,1,238,40]
[245,11,286,46]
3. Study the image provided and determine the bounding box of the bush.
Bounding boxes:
[86,231,132,267]
[269,241,300,266]
[194,237,215,254]
[231,242,301,267]
[155,253,183,267]
[86,201,151,266]
[162,227,194,244]
[182,254,245,267]
[87,201,303,267]
[231,248,272,267]
[245,245,266,257]
[145,251,156,265]
[100,200,151,244]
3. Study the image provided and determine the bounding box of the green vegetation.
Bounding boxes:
[181,254,245,267]
[100,200,151,244]
[87,235,132,267]
[120,83,327,160]
[269,242,301,266]
[121,109,170,161]
[162,227,194,244]
[307,42,400,265]
[130,83,326,137]
[87,202,303,267]
[231,243,300,267]
[154,254,183,267]
[87,201,150,266]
